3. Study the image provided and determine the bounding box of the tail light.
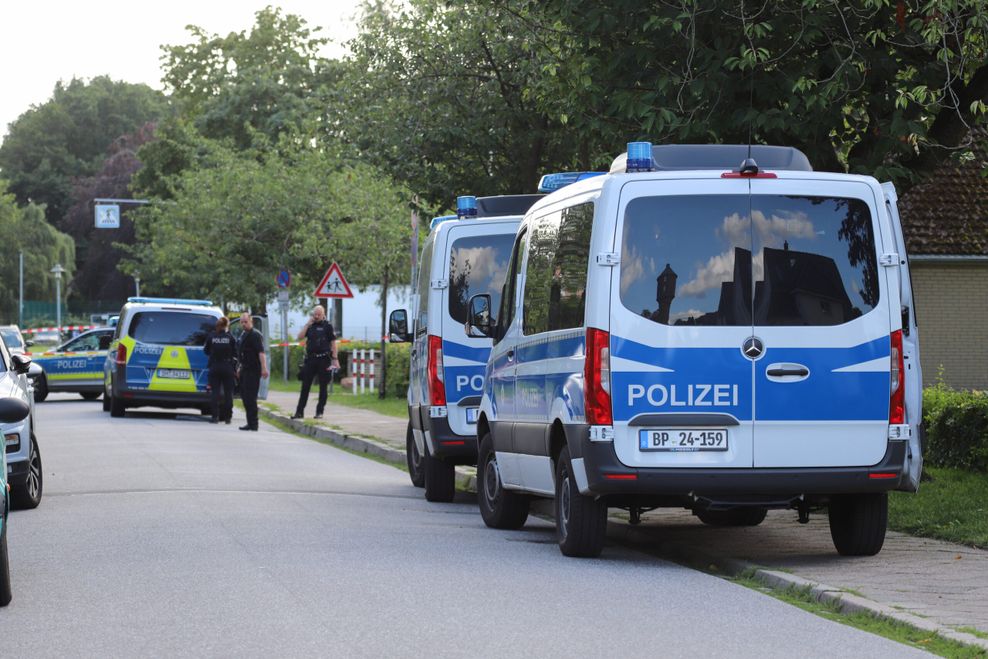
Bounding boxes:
[889,330,904,424]
[584,328,612,425]
[427,335,446,406]
[116,343,127,366]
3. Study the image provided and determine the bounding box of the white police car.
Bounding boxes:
[389,194,543,502]
[467,143,922,557]
[1,332,42,512]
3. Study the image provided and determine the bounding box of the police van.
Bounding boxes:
[466,143,922,558]
[103,297,269,417]
[389,194,543,502]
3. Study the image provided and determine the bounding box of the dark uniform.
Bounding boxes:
[204,329,237,423]
[238,326,265,431]
[294,320,336,418]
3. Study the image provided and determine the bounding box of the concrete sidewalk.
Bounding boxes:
[258,389,988,651]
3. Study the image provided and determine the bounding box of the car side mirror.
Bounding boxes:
[27,362,43,381]
[0,396,30,424]
[11,353,33,375]
[25,340,34,347]
[389,309,411,343]
[466,294,494,338]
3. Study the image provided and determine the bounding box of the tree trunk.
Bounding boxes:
[379,267,389,400]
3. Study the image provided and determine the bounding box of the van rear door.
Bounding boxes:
[749,179,892,467]
[609,179,755,469]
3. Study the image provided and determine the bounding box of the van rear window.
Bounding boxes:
[448,233,515,325]
[620,195,879,327]
[128,312,216,346]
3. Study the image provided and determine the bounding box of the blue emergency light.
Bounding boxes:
[127,297,214,306]
[626,141,655,173]
[429,214,457,230]
[456,195,478,218]
[537,171,605,193]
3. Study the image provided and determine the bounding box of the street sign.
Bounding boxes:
[276,269,291,289]
[313,262,354,299]
[95,204,120,229]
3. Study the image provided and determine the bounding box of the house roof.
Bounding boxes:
[897,131,988,256]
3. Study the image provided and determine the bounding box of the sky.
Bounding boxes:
[0,0,366,143]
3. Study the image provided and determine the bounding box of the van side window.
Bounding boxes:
[523,202,595,335]
[498,229,528,338]
[416,239,434,334]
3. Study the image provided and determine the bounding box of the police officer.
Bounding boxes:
[237,312,268,431]
[291,305,340,419]
[204,316,237,424]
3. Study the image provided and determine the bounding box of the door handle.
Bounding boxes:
[766,366,809,377]
[506,349,515,361]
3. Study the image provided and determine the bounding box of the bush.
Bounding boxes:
[923,385,988,473]
[268,341,410,397]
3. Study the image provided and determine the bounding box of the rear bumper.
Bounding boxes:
[410,405,477,464]
[113,387,209,409]
[567,424,908,499]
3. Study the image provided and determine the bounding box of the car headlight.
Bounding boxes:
[4,432,20,453]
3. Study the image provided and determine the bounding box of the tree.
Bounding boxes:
[0,182,75,321]
[0,77,168,226]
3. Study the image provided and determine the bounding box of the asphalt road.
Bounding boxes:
[1,395,927,658]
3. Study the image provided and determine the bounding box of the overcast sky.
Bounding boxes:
[0,0,365,144]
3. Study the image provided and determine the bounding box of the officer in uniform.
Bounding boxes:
[237,312,268,431]
[291,305,340,419]
[204,316,237,424]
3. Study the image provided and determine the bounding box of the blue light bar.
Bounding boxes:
[429,215,457,230]
[127,297,214,306]
[537,171,605,193]
[626,141,654,173]
[456,195,478,218]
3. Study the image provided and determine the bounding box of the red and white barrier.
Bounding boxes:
[24,325,99,334]
[351,349,376,395]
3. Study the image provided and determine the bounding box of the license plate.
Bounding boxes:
[639,429,728,452]
[466,408,479,424]
[157,369,190,380]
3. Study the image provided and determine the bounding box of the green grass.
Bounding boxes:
[889,467,988,549]
[734,573,987,658]
[267,378,408,419]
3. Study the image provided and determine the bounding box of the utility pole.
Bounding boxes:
[51,263,65,337]
[18,251,24,327]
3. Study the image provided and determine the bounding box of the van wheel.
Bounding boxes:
[696,507,767,527]
[11,435,43,510]
[110,393,126,418]
[423,445,455,503]
[406,423,424,488]
[829,493,887,556]
[0,523,11,607]
[33,375,48,403]
[80,391,101,401]
[102,390,111,412]
[555,447,607,557]
[478,431,528,529]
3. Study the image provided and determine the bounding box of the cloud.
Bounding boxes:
[621,243,645,296]
[670,308,704,322]
[679,249,736,298]
[752,209,816,246]
[451,247,508,291]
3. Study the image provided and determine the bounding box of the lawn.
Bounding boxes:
[888,467,988,549]
[268,377,408,419]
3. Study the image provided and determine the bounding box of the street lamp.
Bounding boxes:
[50,263,65,337]
[134,272,141,297]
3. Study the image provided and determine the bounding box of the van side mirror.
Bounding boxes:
[0,396,30,424]
[466,294,494,338]
[11,353,33,375]
[25,340,34,347]
[27,362,43,381]
[389,309,411,342]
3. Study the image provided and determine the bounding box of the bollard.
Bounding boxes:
[369,349,376,394]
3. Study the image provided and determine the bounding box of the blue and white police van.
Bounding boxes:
[389,194,543,502]
[466,143,922,558]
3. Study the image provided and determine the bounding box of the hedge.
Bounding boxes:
[923,385,988,473]
[268,341,410,398]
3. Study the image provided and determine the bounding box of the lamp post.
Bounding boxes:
[134,272,141,297]
[51,263,65,337]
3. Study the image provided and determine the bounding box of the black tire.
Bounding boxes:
[696,507,767,527]
[0,523,11,607]
[406,423,424,488]
[110,392,126,418]
[102,379,111,412]
[80,391,101,401]
[11,435,43,510]
[423,444,455,503]
[555,447,607,557]
[200,407,213,416]
[828,493,888,556]
[477,431,528,529]
[33,375,48,403]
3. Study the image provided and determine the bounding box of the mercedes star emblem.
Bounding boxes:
[742,337,764,360]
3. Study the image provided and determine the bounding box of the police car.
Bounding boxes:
[388,194,543,502]
[31,327,115,401]
[467,143,922,558]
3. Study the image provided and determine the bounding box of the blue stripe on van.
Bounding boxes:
[442,341,490,364]
[516,335,584,363]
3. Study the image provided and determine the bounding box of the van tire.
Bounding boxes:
[0,523,11,607]
[110,393,126,418]
[406,423,424,488]
[423,445,455,502]
[80,391,101,401]
[828,493,887,556]
[555,447,607,557]
[477,432,528,529]
[696,507,767,527]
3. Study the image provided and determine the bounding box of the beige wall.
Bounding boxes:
[911,261,988,391]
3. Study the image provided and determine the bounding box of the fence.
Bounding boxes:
[351,349,377,394]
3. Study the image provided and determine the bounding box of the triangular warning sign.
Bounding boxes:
[313,262,354,299]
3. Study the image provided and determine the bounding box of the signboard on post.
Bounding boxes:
[313,262,354,299]
[95,204,120,229]
[276,269,291,289]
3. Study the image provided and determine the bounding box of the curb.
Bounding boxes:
[259,407,478,493]
[610,522,988,652]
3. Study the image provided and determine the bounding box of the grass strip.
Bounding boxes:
[889,467,988,548]
[267,379,408,419]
